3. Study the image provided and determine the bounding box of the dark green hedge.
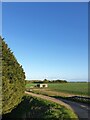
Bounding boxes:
[1,36,26,114]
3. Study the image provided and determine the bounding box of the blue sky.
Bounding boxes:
[2,2,88,81]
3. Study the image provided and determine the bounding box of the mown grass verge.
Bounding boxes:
[2,95,78,119]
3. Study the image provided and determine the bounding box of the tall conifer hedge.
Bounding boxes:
[0,37,25,114]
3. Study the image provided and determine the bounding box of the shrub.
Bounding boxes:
[1,36,26,114]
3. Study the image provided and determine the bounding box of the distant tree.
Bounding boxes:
[1,36,26,114]
[43,79,48,83]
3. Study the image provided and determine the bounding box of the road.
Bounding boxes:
[25,91,90,119]
[57,98,90,119]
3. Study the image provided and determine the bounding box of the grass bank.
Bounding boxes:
[2,95,78,119]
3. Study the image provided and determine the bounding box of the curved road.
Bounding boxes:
[25,91,90,119]
[57,98,90,119]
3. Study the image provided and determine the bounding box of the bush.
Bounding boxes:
[1,36,26,114]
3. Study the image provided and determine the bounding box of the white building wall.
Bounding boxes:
[39,84,48,88]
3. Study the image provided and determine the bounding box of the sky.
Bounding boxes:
[2,2,88,81]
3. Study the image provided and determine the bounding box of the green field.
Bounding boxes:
[26,82,89,96]
[48,83,89,96]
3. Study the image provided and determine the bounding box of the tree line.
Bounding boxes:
[26,79,67,84]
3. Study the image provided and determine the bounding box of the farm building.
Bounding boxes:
[36,84,48,88]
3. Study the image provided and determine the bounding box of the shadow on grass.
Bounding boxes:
[2,96,53,120]
[2,95,79,120]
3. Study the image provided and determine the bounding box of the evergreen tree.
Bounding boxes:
[0,36,26,114]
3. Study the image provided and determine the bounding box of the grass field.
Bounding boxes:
[48,83,89,96]
[26,82,89,96]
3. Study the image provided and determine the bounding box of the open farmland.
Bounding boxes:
[26,82,89,96]
[48,82,89,96]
